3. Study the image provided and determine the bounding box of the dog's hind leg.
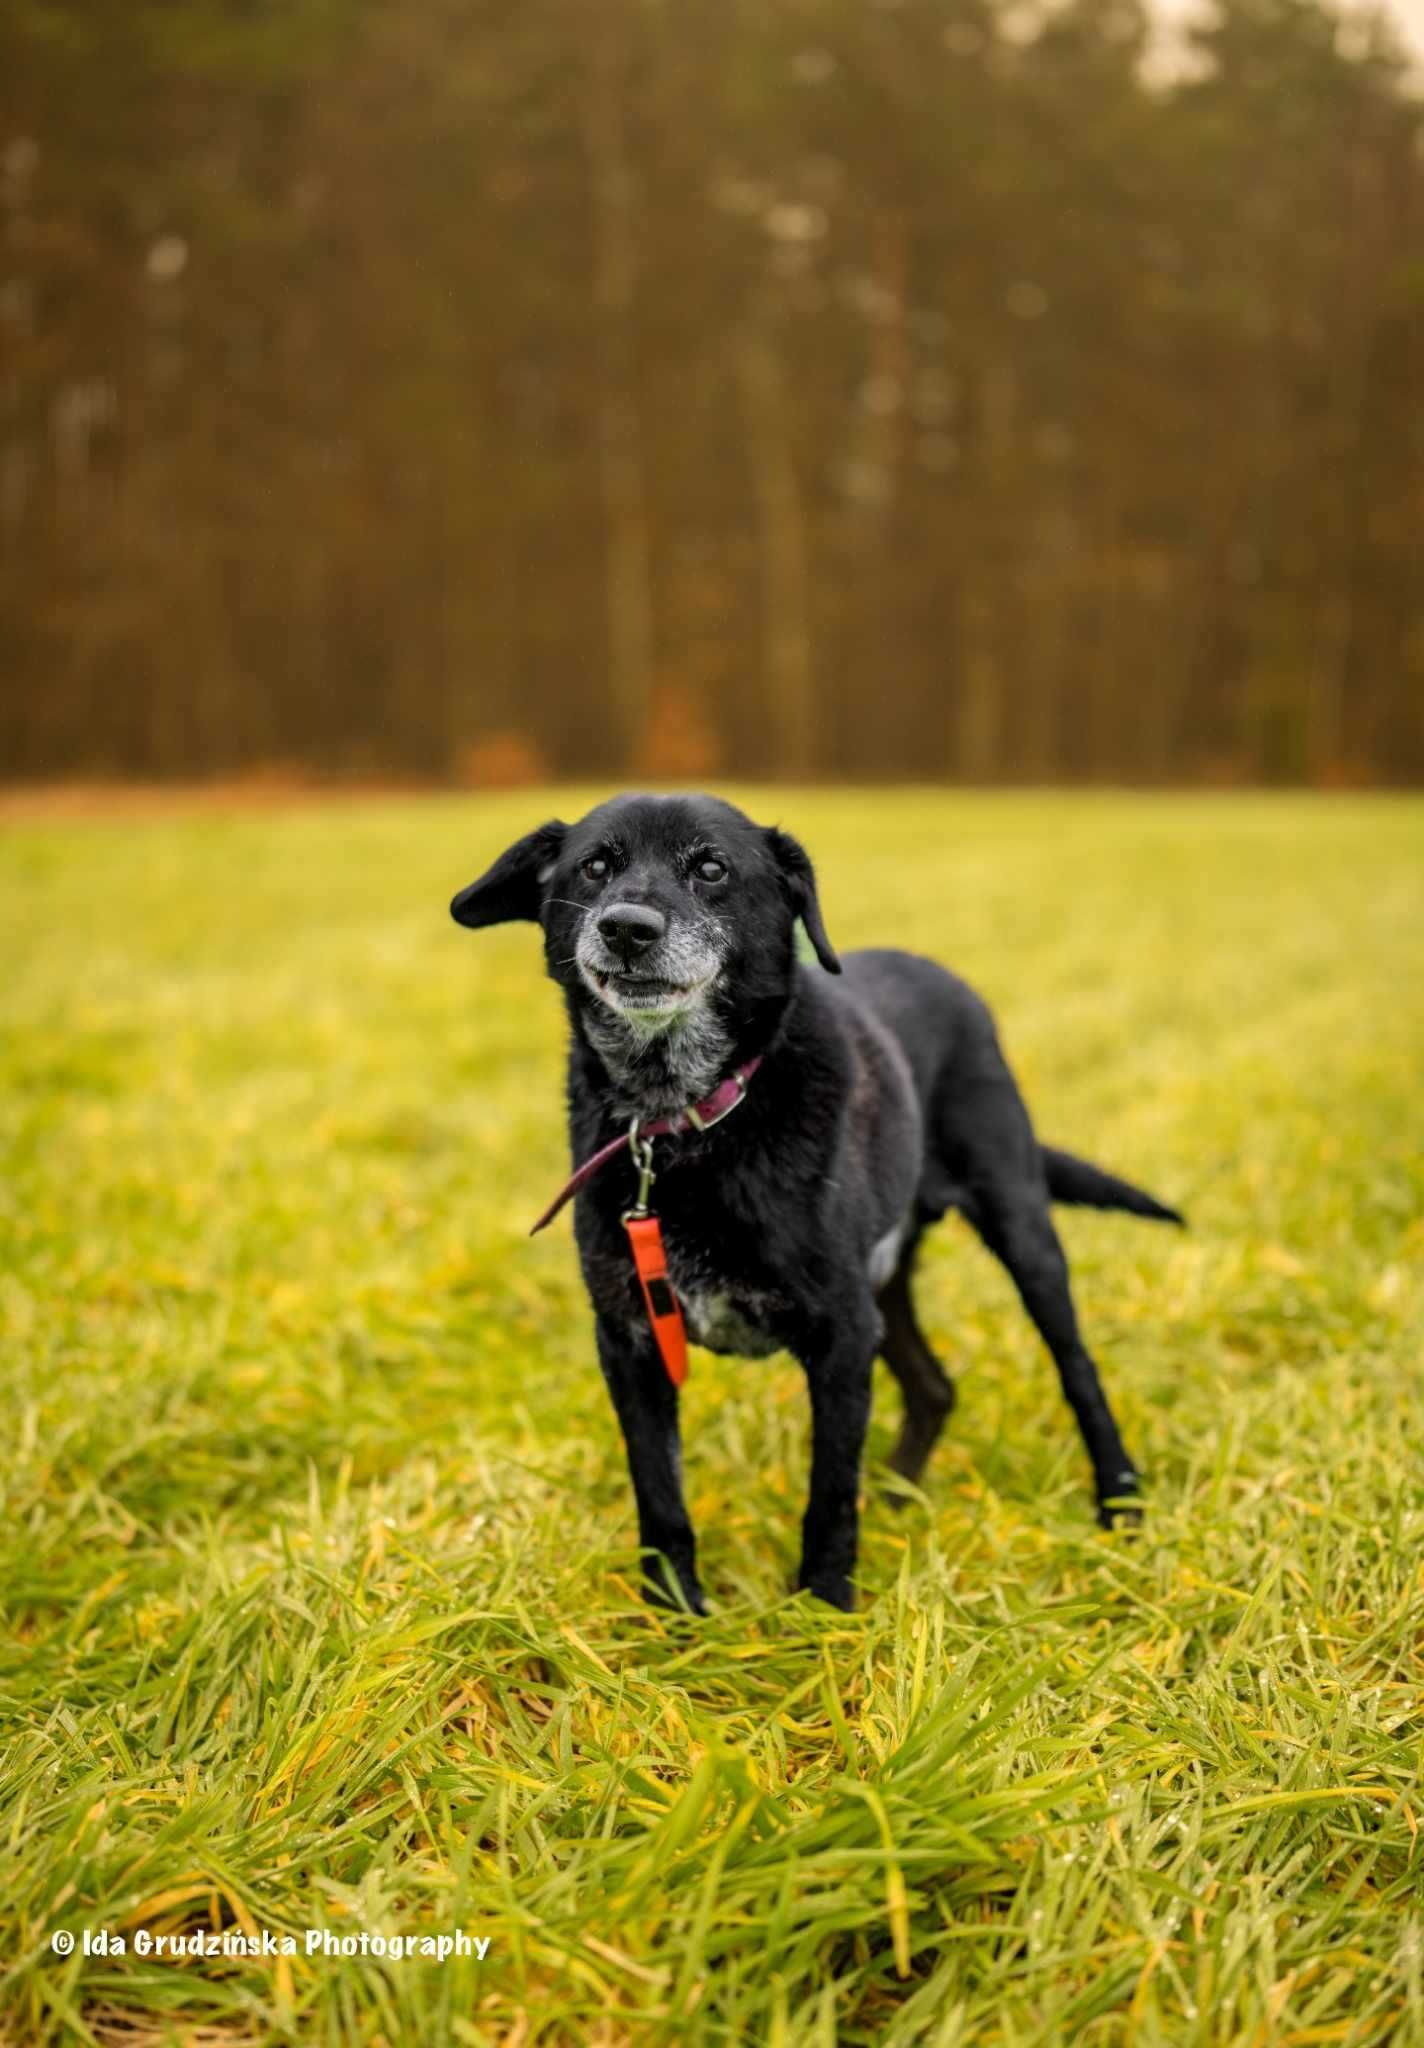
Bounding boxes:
[878,1233,955,1495]
[948,1076,1141,1525]
[969,1185,1140,1525]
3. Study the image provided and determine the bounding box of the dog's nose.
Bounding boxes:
[597,903,665,962]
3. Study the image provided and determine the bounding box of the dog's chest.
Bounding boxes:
[677,1284,781,1359]
[663,1240,783,1359]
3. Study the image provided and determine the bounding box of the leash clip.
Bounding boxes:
[620,1119,689,1385]
[622,1120,657,1222]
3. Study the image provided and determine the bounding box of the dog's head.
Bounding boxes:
[451,793,838,1086]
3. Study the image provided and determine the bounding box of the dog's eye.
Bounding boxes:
[694,857,727,884]
[581,856,610,883]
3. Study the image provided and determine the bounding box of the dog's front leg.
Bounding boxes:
[595,1313,705,1614]
[797,1308,879,1611]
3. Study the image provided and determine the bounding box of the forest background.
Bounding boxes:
[2,0,1422,789]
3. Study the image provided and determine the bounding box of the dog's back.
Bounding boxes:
[834,945,1180,1231]
[832,948,1021,1221]
[837,948,998,1099]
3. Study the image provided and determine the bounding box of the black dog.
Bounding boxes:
[451,793,1181,1612]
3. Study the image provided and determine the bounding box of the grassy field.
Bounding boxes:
[2,789,1422,2047]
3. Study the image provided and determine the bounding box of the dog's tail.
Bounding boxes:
[1041,1146,1185,1226]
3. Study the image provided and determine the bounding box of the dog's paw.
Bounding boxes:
[799,1573,857,1612]
[880,1469,931,1513]
[1096,1471,1143,1530]
[642,1565,708,1616]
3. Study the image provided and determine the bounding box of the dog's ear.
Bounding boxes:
[450,820,566,929]
[766,827,841,974]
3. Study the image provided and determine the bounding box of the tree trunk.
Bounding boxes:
[736,307,815,779]
[584,25,653,762]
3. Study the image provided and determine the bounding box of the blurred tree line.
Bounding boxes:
[2,0,1421,786]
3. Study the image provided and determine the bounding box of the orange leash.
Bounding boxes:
[624,1213,688,1387]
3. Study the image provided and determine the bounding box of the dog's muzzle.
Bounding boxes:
[576,910,722,1019]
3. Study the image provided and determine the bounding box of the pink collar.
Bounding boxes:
[529,1055,763,1235]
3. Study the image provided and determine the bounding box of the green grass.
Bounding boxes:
[2,790,1422,2047]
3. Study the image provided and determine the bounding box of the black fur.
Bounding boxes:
[451,794,1183,1613]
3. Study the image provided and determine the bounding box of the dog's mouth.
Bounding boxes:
[588,967,709,1009]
